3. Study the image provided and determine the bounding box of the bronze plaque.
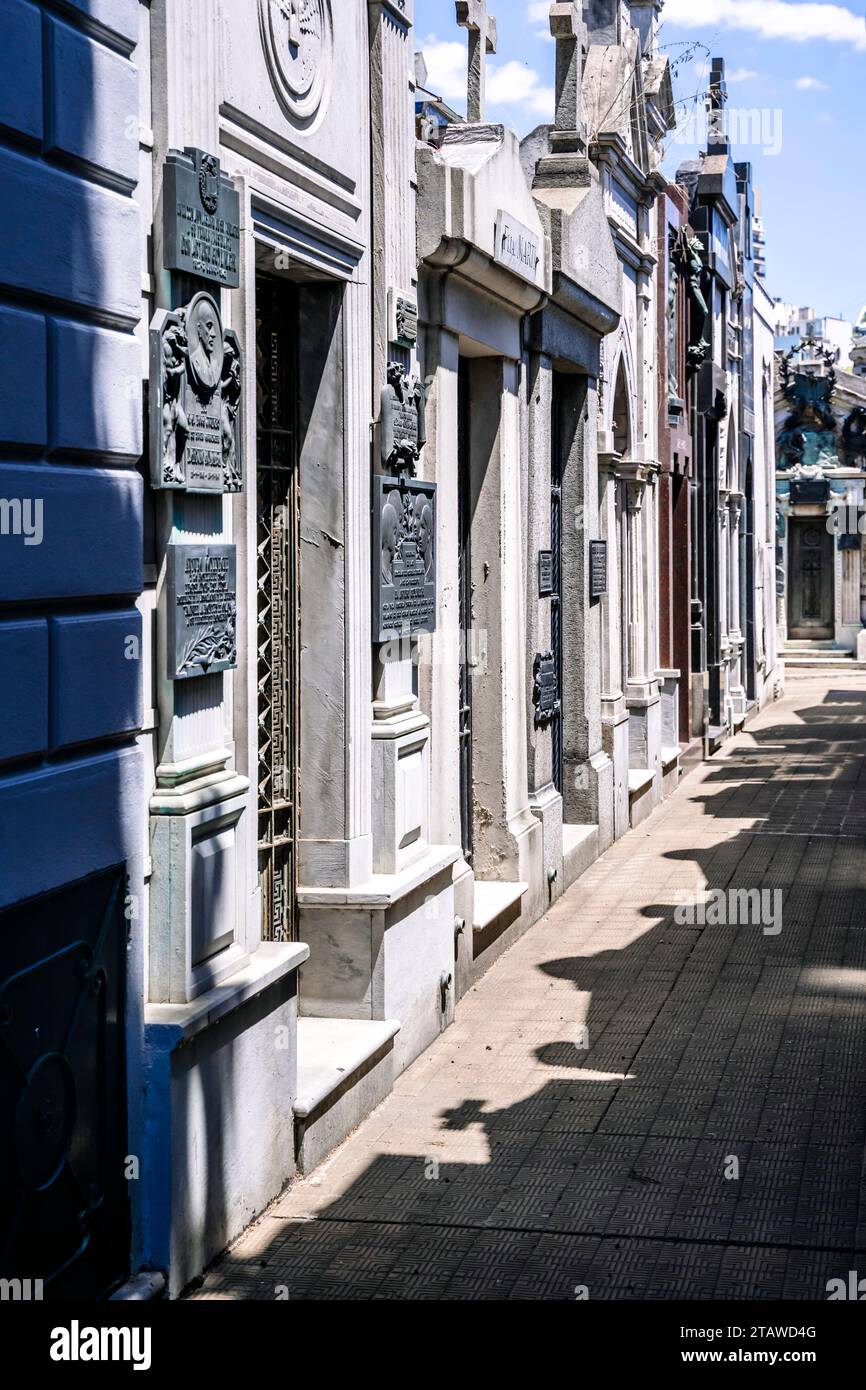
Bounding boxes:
[373,476,437,642]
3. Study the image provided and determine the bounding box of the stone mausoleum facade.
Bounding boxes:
[0,0,782,1300]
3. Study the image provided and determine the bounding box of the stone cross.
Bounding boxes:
[456,0,497,124]
[283,0,301,48]
[707,57,729,150]
[549,2,587,153]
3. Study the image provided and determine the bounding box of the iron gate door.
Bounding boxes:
[550,386,564,794]
[457,361,474,864]
[255,274,300,943]
[0,865,130,1299]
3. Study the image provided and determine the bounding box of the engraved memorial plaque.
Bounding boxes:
[150,295,243,494]
[388,289,419,350]
[589,539,608,598]
[790,478,830,506]
[538,550,554,597]
[380,363,426,474]
[373,475,437,642]
[163,148,241,288]
[532,651,559,729]
[167,544,238,680]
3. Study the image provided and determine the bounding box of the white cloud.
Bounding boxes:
[662,0,866,51]
[418,38,468,104]
[488,60,556,119]
[795,74,830,90]
[420,36,555,121]
[726,66,760,82]
[527,1,555,42]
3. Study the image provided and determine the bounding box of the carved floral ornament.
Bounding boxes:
[258,0,333,127]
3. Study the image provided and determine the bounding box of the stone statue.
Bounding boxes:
[842,406,866,467]
[673,231,709,371]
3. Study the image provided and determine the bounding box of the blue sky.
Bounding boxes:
[415,1,866,324]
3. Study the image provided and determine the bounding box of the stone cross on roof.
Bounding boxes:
[550,2,587,154]
[455,0,497,124]
[707,57,729,150]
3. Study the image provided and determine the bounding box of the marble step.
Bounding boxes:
[293,1017,400,1175]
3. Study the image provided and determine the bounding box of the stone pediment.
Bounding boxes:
[526,129,621,332]
[417,125,550,297]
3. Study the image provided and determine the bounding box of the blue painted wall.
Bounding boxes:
[0,0,144,1276]
[0,0,142,899]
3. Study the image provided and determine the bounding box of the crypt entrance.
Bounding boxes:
[787,515,834,641]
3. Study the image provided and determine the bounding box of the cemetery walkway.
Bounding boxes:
[189,672,866,1300]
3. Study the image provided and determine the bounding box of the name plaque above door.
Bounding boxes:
[494,210,542,286]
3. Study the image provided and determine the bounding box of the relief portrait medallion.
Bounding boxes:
[259,0,333,127]
[186,291,224,395]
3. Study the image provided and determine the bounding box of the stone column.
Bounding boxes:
[369,0,429,878]
[148,0,252,1001]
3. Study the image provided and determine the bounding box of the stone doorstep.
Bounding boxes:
[293,1018,401,1176]
[562,824,598,891]
[784,657,865,670]
[627,768,653,798]
[471,879,528,934]
[661,745,680,773]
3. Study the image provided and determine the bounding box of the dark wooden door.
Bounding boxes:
[788,518,834,640]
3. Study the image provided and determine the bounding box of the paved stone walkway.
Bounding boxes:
[190,673,866,1300]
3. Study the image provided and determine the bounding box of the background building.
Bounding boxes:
[774,304,854,373]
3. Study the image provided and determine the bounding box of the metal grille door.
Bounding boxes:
[550,385,564,794]
[457,361,474,864]
[255,276,300,942]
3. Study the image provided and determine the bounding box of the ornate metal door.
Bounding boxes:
[0,866,130,1298]
[788,517,834,640]
[550,386,564,795]
[256,275,300,942]
[457,361,474,864]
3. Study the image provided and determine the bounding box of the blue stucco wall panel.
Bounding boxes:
[61,0,139,49]
[0,0,43,141]
[45,17,139,187]
[0,305,47,447]
[0,148,140,322]
[50,609,142,749]
[0,619,49,762]
[0,746,143,909]
[50,318,142,457]
[0,463,142,600]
